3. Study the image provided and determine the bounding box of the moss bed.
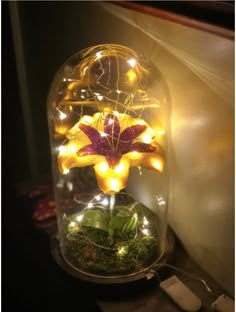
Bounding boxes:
[62,202,160,276]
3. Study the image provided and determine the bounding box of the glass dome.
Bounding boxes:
[47,44,171,282]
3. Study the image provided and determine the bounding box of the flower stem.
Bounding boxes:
[109,194,115,217]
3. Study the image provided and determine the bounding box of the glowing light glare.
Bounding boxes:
[142,228,150,236]
[69,221,76,227]
[100,132,108,137]
[115,162,125,174]
[116,90,121,94]
[135,119,146,125]
[117,246,128,256]
[130,151,141,159]
[157,129,165,136]
[108,119,114,125]
[143,217,149,226]
[87,203,93,208]
[113,111,119,116]
[97,162,109,174]
[127,58,137,68]
[63,168,70,175]
[95,194,101,201]
[97,95,104,101]
[67,145,77,153]
[141,134,153,144]
[151,159,163,171]
[76,214,84,222]
[59,111,67,120]
[82,115,93,124]
[109,178,120,191]
[127,69,137,82]
[96,51,102,59]
[67,182,73,191]
[58,145,66,153]
[102,198,109,206]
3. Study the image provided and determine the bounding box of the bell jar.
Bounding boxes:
[47,44,171,283]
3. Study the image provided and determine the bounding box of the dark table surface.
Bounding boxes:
[3,185,229,312]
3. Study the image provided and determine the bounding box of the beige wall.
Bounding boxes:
[99,3,234,295]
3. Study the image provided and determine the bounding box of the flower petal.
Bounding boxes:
[79,123,101,144]
[104,114,120,139]
[129,142,157,153]
[120,124,147,143]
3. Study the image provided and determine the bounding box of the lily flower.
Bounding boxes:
[58,112,165,194]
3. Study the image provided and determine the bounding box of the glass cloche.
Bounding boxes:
[47,44,171,282]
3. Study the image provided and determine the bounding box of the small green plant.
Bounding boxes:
[63,202,160,275]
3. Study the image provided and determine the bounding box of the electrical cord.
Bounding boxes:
[147,263,218,298]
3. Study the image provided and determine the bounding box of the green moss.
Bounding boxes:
[62,203,160,275]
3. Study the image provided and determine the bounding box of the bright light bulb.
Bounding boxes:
[113,111,119,116]
[97,95,104,101]
[109,178,120,191]
[142,228,150,236]
[95,194,101,201]
[97,162,109,174]
[129,151,141,159]
[68,145,77,153]
[127,58,137,68]
[63,168,70,174]
[151,159,163,171]
[59,111,67,120]
[141,134,153,144]
[108,119,114,125]
[157,129,165,136]
[100,132,108,137]
[115,162,125,174]
[143,217,149,225]
[76,215,84,222]
[102,198,109,206]
[82,115,93,124]
[96,51,102,59]
[58,146,66,153]
[117,246,128,256]
[87,202,93,208]
[69,221,76,227]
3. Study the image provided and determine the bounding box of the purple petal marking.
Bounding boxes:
[79,124,101,144]
[105,155,122,168]
[120,125,147,143]
[129,142,157,153]
[104,114,120,139]
[77,144,98,156]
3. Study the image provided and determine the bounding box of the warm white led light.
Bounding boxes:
[127,58,137,68]
[108,119,114,125]
[87,202,93,208]
[115,162,125,174]
[97,162,109,174]
[109,178,120,191]
[59,111,67,120]
[117,246,128,256]
[142,228,150,236]
[58,146,66,153]
[63,168,70,174]
[68,145,77,153]
[102,198,109,206]
[69,221,76,227]
[141,134,153,144]
[143,217,149,225]
[97,95,104,101]
[100,132,108,137]
[95,51,102,59]
[76,215,84,222]
[95,194,101,201]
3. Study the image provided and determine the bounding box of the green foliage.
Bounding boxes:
[63,202,160,275]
